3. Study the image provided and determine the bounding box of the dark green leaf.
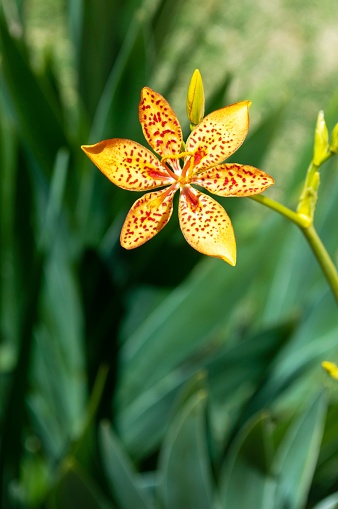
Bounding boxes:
[51,459,113,509]
[0,14,68,174]
[99,421,153,509]
[274,392,327,509]
[159,391,213,509]
[219,413,275,509]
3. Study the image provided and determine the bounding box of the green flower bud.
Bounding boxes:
[322,360,338,380]
[329,122,338,154]
[297,170,320,224]
[313,110,329,166]
[186,69,205,128]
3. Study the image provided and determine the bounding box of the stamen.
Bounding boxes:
[162,148,198,181]
[160,161,179,181]
[161,182,179,200]
[161,150,196,165]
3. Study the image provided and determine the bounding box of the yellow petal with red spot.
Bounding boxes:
[139,87,183,158]
[192,164,274,197]
[179,186,236,265]
[185,101,251,172]
[81,139,174,191]
[121,186,178,249]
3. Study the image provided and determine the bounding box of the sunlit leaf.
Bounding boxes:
[312,492,338,509]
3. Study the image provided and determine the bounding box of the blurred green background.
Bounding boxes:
[0,0,337,508]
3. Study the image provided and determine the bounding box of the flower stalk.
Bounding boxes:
[250,111,338,305]
[250,195,338,303]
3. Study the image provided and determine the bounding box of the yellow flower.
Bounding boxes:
[82,87,274,265]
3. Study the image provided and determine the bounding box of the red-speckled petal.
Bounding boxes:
[185,101,251,172]
[192,164,274,197]
[121,186,178,249]
[139,87,183,158]
[179,186,236,265]
[81,139,174,190]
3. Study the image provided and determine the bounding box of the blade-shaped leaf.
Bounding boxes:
[70,0,134,116]
[99,421,153,509]
[51,459,113,509]
[274,392,327,509]
[159,391,213,509]
[0,14,68,174]
[219,413,276,509]
[0,101,18,347]
[312,492,338,509]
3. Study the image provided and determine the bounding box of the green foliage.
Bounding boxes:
[0,1,337,508]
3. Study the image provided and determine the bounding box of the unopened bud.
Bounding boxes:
[329,122,338,154]
[297,170,320,224]
[322,361,338,380]
[313,110,329,166]
[186,69,205,128]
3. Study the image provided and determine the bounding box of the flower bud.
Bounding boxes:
[186,69,205,128]
[329,122,338,154]
[313,110,329,166]
[322,361,338,380]
[297,170,320,224]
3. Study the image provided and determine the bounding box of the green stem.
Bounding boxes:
[249,195,338,303]
[77,364,110,447]
[301,225,338,302]
[249,195,311,228]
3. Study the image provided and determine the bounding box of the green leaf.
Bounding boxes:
[90,14,149,142]
[0,100,19,347]
[98,421,153,509]
[150,0,184,55]
[312,492,338,509]
[219,413,275,509]
[0,251,45,506]
[117,320,291,463]
[159,391,213,509]
[0,14,68,174]
[274,392,327,509]
[0,119,48,504]
[116,372,207,459]
[28,249,87,458]
[70,0,137,116]
[117,254,265,410]
[117,370,190,458]
[51,459,113,509]
[40,147,69,249]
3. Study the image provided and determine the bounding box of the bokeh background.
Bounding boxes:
[0,0,337,508]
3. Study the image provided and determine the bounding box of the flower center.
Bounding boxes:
[161,149,198,184]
